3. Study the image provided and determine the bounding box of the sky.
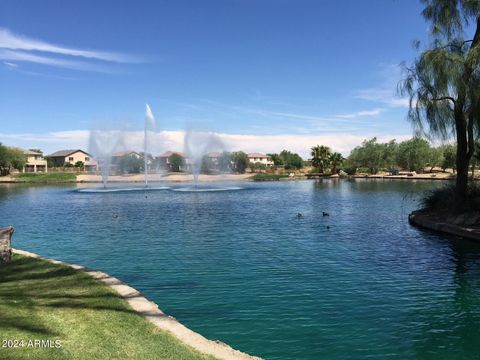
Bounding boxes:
[0,0,431,157]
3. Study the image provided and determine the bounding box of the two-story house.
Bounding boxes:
[23,150,48,173]
[47,149,97,171]
[247,153,274,167]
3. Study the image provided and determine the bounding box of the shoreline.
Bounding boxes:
[12,248,260,360]
[0,172,464,184]
[409,210,480,242]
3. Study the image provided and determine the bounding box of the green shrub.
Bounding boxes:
[340,166,357,175]
[250,173,288,181]
[421,183,480,213]
[356,167,371,174]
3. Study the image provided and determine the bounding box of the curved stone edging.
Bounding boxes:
[12,249,261,360]
[408,211,480,242]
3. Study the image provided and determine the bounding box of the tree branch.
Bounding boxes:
[436,39,473,51]
[432,96,456,104]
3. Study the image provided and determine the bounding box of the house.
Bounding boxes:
[23,150,48,173]
[155,151,189,172]
[247,153,274,167]
[206,152,222,168]
[111,151,142,168]
[111,151,142,162]
[47,149,97,171]
[111,151,146,174]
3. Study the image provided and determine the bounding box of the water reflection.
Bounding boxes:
[412,237,480,359]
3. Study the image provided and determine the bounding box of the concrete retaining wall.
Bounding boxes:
[409,211,480,242]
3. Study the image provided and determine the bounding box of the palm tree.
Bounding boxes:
[310,145,331,173]
[329,152,344,174]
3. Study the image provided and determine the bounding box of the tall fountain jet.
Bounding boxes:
[89,129,125,188]
[184,129,224,188]
[144,104,156,187]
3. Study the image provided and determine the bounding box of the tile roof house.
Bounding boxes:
[247,152,274,167]
[47,149,97,170]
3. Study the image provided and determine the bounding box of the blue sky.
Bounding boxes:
[0,0,430,156]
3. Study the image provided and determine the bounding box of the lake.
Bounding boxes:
[1,179,480,360]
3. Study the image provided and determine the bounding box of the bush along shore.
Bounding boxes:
[409,184,480,242]
[249,173,289,181]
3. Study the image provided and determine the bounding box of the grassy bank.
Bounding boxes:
[14,173,77,183]
[0,254,214,360]
[250,173,289,181]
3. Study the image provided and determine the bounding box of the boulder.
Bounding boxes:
[0,226,14,264]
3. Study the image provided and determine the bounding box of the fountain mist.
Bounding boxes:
[184,129,225,187]
[88,129,125,188]
[144,104,156,187]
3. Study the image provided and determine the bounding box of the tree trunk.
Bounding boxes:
[0,226,14,264]
[454,106,469,198]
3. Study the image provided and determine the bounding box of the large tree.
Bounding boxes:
[168,153,184,172]
[401,0,480,197]
[396,138,432,172]
[348,138,386,174]
[0,143,26,176]
[230,151,249,174]
[269,150,304,170]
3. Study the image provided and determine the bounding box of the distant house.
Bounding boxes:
[111,151,146,174]
[111,151,141,167]
[156,151,189,172]
[47,149,97,171]
[111,151,142,162]
[206,152,222,168]
[207,152,222,161]
[247,153,274,167]
[23,150,48,173]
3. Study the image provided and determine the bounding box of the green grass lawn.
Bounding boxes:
[0,254,215,360]
[14,173,77,183]
[250,173,289,181]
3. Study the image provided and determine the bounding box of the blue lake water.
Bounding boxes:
[1,179,480,360]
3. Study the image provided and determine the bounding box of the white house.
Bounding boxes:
[247,152,274,167]
[23,150,48,173]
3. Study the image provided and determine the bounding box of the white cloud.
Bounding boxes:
[0,27,139,63]
[355,88,409,108]
[335,108,384,119]
[0,49,111,72]
[354,64,409,108]
[3,61,17,68]
[0,129,412,158]
[0,27,143,73]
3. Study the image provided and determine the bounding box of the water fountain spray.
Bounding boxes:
[144,104,156,187]
[89,129,125,188]
[184,129,224,188]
